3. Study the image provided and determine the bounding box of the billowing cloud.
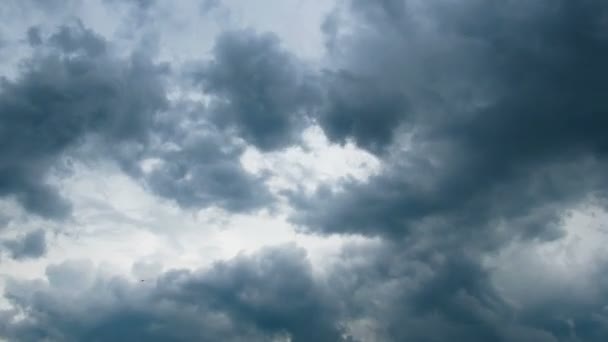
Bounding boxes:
[0,21,275,218]
[0,245,348,342]
[2,0,608,341]
[141,121,273,212]
[326,239,608,341]
[195,30,320,151]
[5,239,608,341]
[0,22,166,219]
[293,0,608,241]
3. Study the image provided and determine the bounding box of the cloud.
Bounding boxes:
[141,121,274,212]
[1,22,274,218]
[292,0,608,241]
[317,70,407,154]
[195,30,320,151]
[6,238,608,341]
[0,245,348,342]
[0,22,167,219]
[321,238,608,341]
[2,1,608,342]
[1,229,46,260]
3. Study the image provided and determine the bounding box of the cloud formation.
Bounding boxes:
[0,246,347,342]
[141,121,273,212]
[0,22,166,219]
[0,21,274,217]
[293,0,608,241]
[5,239,608,341]
[2,0,608,341]
[196,30,319,151]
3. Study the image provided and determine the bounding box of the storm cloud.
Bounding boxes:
[0,22,166,218]
[140,119,273,212]
[5,239,608,341]
[0,21,274,217]
[195,30,320,151]
[294,0,608,241]
[2,0,608,341]
[0,246,347,342]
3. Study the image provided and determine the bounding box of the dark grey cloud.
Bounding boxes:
[1,229,46,260]
[0,22,166,219]
[314,0,608,154]
[1,22,273,217]
[284,1,608,339]
[141,119,273,212]
[2,1,608,341]
[4,240,608,341]
[0,245,349,342]
[318,70,407,154]
[292,0,608,241]
[325,240,608,342]
[195,30,320,151]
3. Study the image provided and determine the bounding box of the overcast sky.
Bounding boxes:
[1,0,608,341]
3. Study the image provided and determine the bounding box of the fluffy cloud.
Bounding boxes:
[0,245,348,342]
[0,21,275,218]
[0,21,166,219]
[195,30,320,151]
[141,121,273,212]
[293,0,608,241]
[2,0,608,341]
[6,239,608,341]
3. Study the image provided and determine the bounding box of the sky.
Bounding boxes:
[1,0,608,341]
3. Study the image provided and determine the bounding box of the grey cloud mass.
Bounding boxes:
[326,240,608,342]
[141,119,273,212]
[0,22,166,219]
[196,30,320,151]
[2,0,608,341]
[294,0,608,240]
[0,21,273,217]
[0,246,348,342]
[1,229,46,260]
[5,241,608,341]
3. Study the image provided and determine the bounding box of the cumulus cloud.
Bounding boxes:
[0,21,274,217]
[324,239,608,341]
[195,30,320,151]
[0,245,348,342]
[0,21,166,219]
[6,239,608,341]
[293,0,608,241]
[141,120,273,212]
[2,0,608,341]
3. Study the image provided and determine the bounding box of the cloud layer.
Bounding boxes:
[1,0,608,341]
